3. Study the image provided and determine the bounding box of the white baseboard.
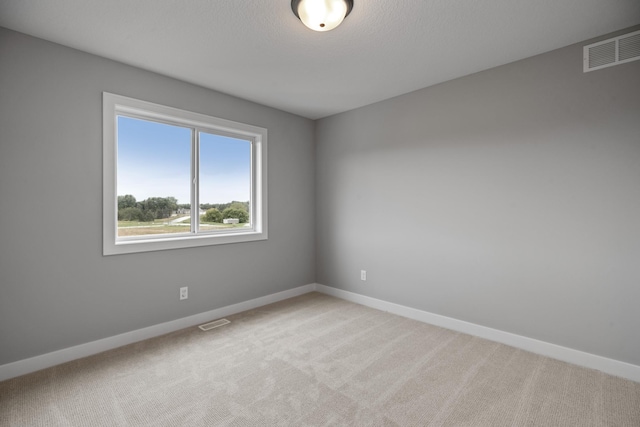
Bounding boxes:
[4,283,639,384]
[315,284,640,383]
[0,283,316,382]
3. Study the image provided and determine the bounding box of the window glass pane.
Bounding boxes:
[117,116,191,237]
[198,132,252,232]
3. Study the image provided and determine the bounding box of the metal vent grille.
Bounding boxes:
[588,41,616,69]
[584,29,640,72]
[198,318,231,331]
[619,32,640,61]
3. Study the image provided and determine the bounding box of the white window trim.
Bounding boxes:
[103,92,267,255]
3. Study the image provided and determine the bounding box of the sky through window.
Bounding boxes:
[117,116,251,205]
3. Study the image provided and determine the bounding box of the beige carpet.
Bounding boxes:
[1,292,639,426]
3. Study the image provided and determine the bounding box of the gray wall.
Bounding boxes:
[2,23,639,369]
[316,28,640,366]
[0,28,316,365]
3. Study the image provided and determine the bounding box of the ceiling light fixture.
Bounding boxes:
[291,0,354,32]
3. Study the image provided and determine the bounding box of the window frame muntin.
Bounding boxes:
[103,92,267,255]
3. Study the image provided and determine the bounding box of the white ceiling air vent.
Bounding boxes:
[584,29,640,72]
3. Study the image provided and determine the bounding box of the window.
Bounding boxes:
[103,92,267,255]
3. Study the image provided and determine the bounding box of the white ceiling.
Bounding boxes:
[1,0,639,119]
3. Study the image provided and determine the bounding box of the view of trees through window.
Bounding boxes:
[117,116,252,238]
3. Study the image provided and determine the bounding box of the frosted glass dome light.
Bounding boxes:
[291,0,354,32]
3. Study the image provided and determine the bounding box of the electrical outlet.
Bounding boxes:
[361,270,367,281]
[179,286,188,300]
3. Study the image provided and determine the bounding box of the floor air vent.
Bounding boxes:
[584,29,640,72]
[198,318,231,331]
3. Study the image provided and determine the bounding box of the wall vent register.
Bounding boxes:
[584,29,640,72]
